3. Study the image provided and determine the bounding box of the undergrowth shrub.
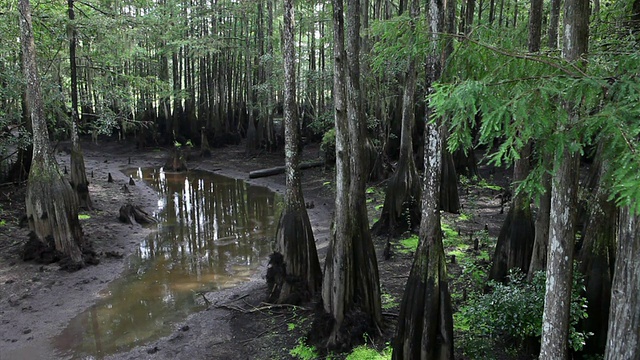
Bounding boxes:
[456,267,590,358]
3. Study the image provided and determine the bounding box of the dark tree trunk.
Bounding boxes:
[528,155,551,280]
[548,0,561,49]
[440,148,460,213]
[270,0,322,305]
[317,0,382,349]
[488,146,535,283]
[576,147,616,357]
[604,206,640,360]
[20,0,85,265]
[68,0,92,210]
[372,0,421,236]
[453,147,478,178]
[528,0,543,52]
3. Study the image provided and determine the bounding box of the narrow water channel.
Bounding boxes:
[53,168,281,359]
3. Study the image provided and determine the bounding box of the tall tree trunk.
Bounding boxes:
[488,143,534,282]
[68,0,92,210]
[20,0,85,265]
[528,155,551,280]
[539,0,589,358]
[318,0,382,349]
[528,0,543,52]
[371,0,421,236]
[270,0,322,305]
[548,0,561,49]
[392,0,455,357]
[604,206,640,360]
[576,146,616,357]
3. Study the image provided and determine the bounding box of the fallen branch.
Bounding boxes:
[249,160,324,179]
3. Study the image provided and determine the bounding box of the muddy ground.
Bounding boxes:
[0,139,510,360]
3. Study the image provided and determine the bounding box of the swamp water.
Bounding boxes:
[53,168,281,359]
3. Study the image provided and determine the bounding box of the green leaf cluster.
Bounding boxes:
[428,23,640,211]
[456,267,590,357]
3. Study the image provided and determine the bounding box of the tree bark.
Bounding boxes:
[392,0,455,357]
[271,0,322,305]
[548,0,561,49]
[372,0,421,236]
[539,1,589,357]
[528,0,543,52]
[68,0,92,210]
[392,125,454,360]
[528,155,551,280]
[604,206,640,360]
[20,0,85,265]
[319,0,382,349]
[576,147,616,357]
[488,143,534,283]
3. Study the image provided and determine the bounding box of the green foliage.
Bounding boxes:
[429,21,640,212]
[456,268,590,357]
[381,291,399,310]
[290,338,319,360]
[345,344,392,360]
[321,128,336,159]
[78,214,91,220]
[441,223,460,248]
[398,234,419,254]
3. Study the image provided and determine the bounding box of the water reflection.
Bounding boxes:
[53,168,281,359]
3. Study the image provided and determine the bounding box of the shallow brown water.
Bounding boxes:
[53,168,281,359]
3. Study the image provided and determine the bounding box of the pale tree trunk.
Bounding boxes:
[392,0,455,358]
[270,0,322,305]
[319,0,382,349]
[20,0,85,265]
[372,0,421,236]
[604,206,640,360]
[68,0,92,210]
[539,0,589,357]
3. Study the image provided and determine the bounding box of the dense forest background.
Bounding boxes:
[1,0,639,359]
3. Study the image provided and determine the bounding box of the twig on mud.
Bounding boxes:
[215,301,310,314]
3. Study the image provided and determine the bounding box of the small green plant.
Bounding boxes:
[290,338,319,360]
[456,267,590,357]
[78,214,91,220]
[457,212,472,221]
[321,128,336,162]
[173,139,193,148]
[381,292,399,310]
[398,234,419,254]
[441,222,461,247]
[287,323,296,331]
[345,344,392,360]
[477,178,502,191]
